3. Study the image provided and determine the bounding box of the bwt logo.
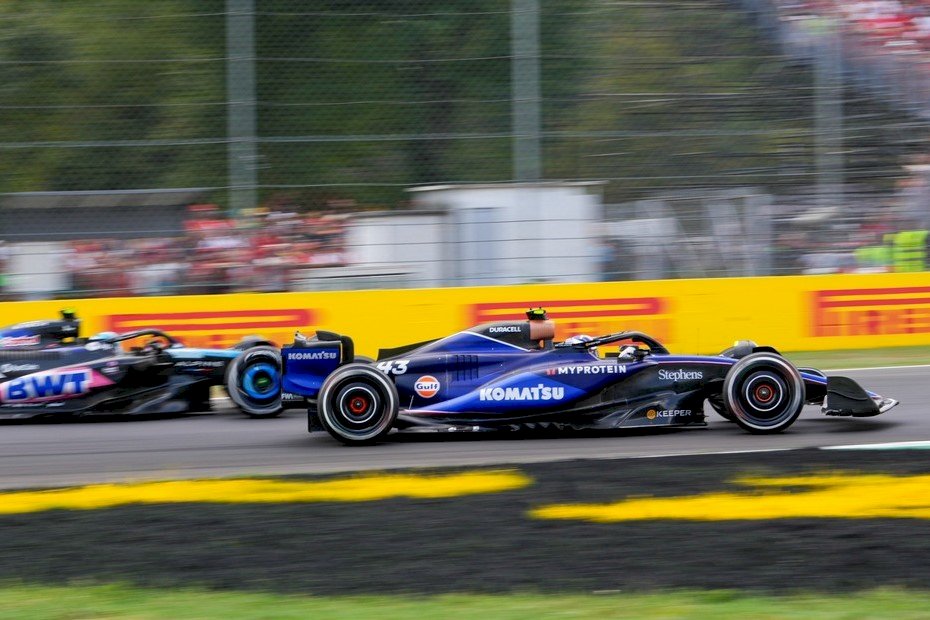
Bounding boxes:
[1,370,91,402]
[812,287,930,337]
[106,309,316,349]
[472,298,671,343]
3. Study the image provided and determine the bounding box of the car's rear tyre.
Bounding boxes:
[722,352,804,434]
[226,346,283,418]
[318,363,398,445]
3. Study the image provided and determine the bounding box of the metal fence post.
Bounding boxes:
[814,16,844,207]
[227,0,257,217]
[511,0,542,182]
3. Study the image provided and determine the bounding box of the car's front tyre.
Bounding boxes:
[722,352,805,434]
[317,363,398,445]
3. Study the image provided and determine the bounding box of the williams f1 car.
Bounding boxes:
[280,309,898,444]
[0,310,289,419]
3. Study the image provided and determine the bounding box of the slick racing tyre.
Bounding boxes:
[226,346,283,418]
[722,352,805,434]
[318,363,398,445]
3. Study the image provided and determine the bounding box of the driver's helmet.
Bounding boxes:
[88,331,121,352]
[564,334,598,357]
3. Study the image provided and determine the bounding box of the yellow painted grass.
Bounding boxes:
[0,470,531,515]
[531,472,930,522]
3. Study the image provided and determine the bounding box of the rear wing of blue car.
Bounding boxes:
[281,331,353,399]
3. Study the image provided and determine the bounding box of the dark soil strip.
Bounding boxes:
[2,449,930,594]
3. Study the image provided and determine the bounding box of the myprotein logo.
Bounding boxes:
[812,287,930,337]
[546,365,626,376]
[414,375,441,398]
[1,369,91,403]
[287,351,338,361]
[473,297,671,343]
[479,384,565,402]
[106,309,315,349]
[657,369,703,381]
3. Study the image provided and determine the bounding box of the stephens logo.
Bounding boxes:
[812,286,930,337]
[414,375,441,398]
[1,369,91,403]
[657,369,703,381]
[479,384,565,402]
[0,335,40,348]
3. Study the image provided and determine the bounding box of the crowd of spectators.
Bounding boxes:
[64,204,349,297]
[771,1,930,113]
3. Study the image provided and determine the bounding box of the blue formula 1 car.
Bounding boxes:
[281,308,898,445]
[0,310,293,419]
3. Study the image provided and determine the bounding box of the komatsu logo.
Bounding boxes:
[479,384,565,402]
[657,369,703,381]
[1,370,91,402]
[287,351,338,361]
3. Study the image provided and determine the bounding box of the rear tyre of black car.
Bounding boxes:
[318,363,398,445]
[226,346,283,418]
[722,352,805,434]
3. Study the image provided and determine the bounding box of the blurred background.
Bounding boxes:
[0,0,928,300]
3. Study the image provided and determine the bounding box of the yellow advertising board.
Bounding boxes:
[1,273,929,356]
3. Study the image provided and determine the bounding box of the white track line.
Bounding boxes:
[815,363,930,372]
[822,440,930,451]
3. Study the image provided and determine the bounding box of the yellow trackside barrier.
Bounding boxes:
[1,272,929,356]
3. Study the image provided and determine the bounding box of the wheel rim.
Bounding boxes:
[728,363,801,429]
[743,372,785,414]
[326,380,386,435]
[241,362,280,402]
[336,384,379,425]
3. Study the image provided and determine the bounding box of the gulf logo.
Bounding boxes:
[414,375,441,399]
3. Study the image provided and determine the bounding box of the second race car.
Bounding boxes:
[0,310,295,419]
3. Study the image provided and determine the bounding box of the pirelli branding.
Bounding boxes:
[811,286,930,337]
[106,309,316,349]
[472,297,671,343]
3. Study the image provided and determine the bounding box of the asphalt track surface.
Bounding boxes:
[0,366,925,490]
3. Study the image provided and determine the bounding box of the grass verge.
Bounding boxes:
[784,345,930,369]
[2,585,930,620]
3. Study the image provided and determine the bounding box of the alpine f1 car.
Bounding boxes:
[280,308,898,445]
[0,310,290,419]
